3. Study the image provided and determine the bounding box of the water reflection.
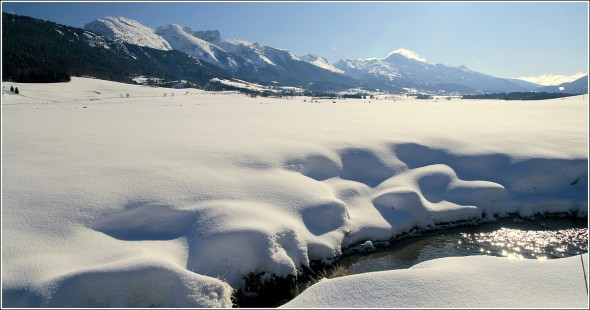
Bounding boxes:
[328,216,588,277]
[242,216,587,307]
[466,224,587,259]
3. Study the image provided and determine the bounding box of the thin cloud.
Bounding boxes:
[517,72,587,86]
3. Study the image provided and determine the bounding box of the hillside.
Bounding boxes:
[539,75,589,94]
[4,12,585,95]
[2,12,228,86]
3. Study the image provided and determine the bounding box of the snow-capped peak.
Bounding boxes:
[84,16,172,51]
[155,24,222,64]
[300,54,344,74]
[155,24,243,72]
[214,38,276,67]
[385,48,427,62]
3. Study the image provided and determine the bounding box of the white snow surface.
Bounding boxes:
[84,16,172,51]
[282,253,589,308]
[2,77,588,307]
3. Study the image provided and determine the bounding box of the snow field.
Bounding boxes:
[2,77,588,307]
[281,253,589,308]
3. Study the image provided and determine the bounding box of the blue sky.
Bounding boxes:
[2,1,588,80]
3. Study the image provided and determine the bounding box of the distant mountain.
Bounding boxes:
[5,12,577,96]
[210,35,304,70]
[300,54,344,74]
[213,38,277,68]
[538,75,588,94]
[334,49,543,94]
[515,73,588,87]
[83,16,357,91]
[505,78,544,91]
[2,12,227,85]
[155,24,244,72]
[192,29,221,42]
[84,16,172,51]
[188,31,357,91]
[227,44,357,92]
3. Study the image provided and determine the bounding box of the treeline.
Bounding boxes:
[462,92,578,100]
[2,12,228,84]
[205,79,378,99]
[205,80,307,98]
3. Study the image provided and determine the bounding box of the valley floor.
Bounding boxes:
[1,77,588,307]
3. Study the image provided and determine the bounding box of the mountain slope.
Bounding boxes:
[214,38,276,67]
[155,24,244,72]
[231,46,358,91]
[539,75,588,93]
[80,15,546,94]
[81,16,358,91]
[335,50,543,94]
[5,13,570,95]
[300,54,344,74]
[505,78,545,91]
[2,12,228,85]
[84,16,172,51]
[201,34,359,91]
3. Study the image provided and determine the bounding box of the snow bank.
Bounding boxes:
[281,253,589,308]
[2,77,588,307]
[4,257,233,308]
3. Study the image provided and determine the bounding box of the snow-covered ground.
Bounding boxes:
[282,253,589,308]
[1,77,588,307]
[210,78,306,95]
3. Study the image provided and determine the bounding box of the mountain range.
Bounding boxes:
[3,13,587,95]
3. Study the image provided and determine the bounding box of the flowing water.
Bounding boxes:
[325,216,588,278]
[235,215,588,307]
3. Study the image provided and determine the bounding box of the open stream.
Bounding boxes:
[234,215,588,307]
[326,216,587,277]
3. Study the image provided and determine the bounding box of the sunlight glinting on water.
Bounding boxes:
[337,218,588,278]
[461,225,588,259]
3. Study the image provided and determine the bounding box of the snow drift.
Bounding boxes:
[1,77,588,307]
[282,253,589,308]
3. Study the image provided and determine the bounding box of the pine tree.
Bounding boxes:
[14,87,19,95]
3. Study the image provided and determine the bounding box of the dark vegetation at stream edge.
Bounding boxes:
[231,211,588,308]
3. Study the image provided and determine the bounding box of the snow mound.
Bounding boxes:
[281,254,589,308]
[3,258,233,308]
[92,201,198,241]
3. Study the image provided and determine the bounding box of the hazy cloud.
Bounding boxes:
[516,72,587,86]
